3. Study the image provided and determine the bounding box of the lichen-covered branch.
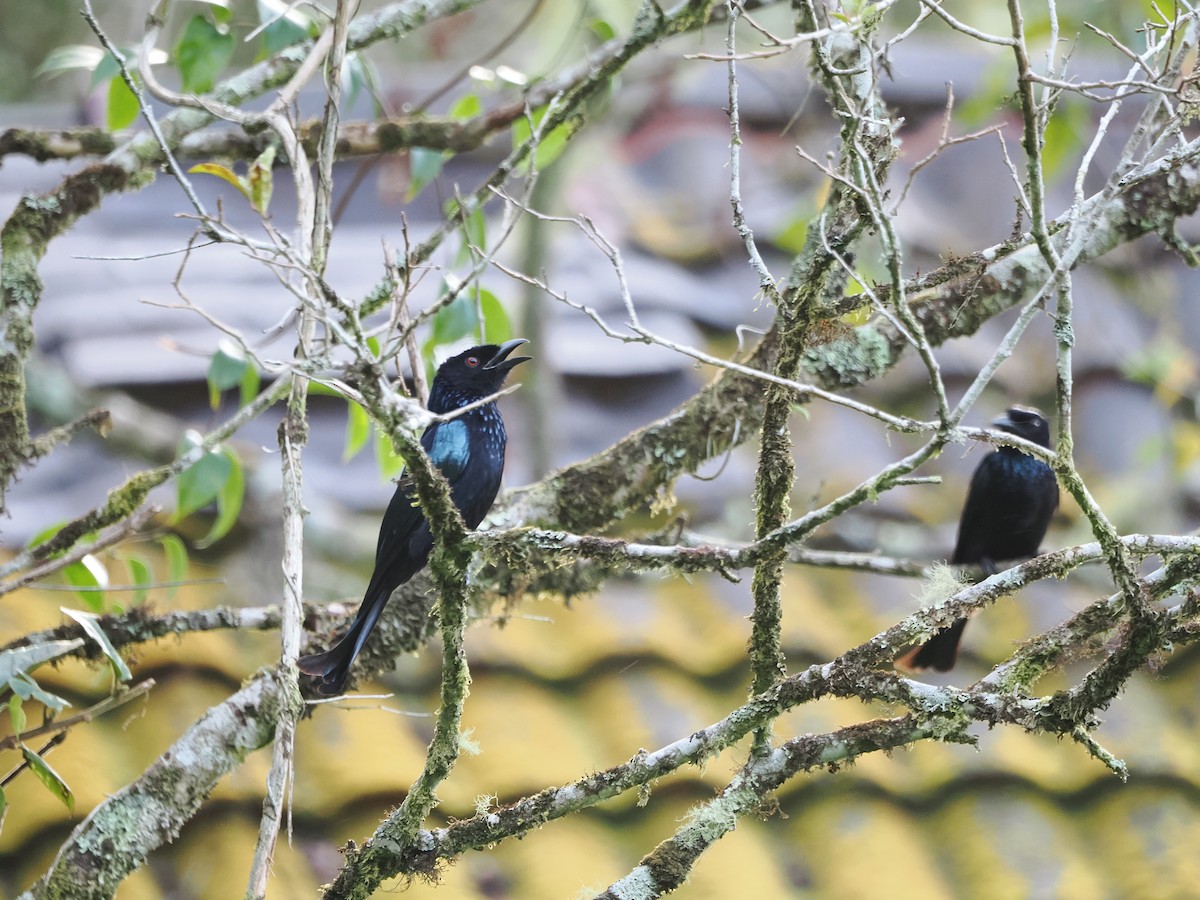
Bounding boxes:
[2,604,283,660]
[19,667,296,900]
[314,540,1200,889]
[598,717,936,899]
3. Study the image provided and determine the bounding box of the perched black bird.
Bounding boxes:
[298,339,530,695]
[898,407,1058,673]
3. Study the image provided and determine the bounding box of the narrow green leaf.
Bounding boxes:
[124,555,153,605]
[195,447,244,548]
[305,380,343,398]
[407,147,447,201]
[106,74,140,132]
[589,18,616,42]
[257,0,315,55]
[247,145,276,215]
[61,608,133,681]
[455,207,487,267]
[194,0,233,25]
[431,291,478,346]
[0,785,8,834]
[9,696,26,736]
[175,449,233,521]
[173,14,234,94]
[62,556,109,612]
[189,163,252,203]
[449,93,481,120]
[21,746,74,813]
[206,340,249,409]
[513,106,574,172]
[91,51,123,87]
[36,44,105,79]
[11,673,71,712]
[343,52,381,114]
[1042,97,1089,180]
[774,215,809,255]
[477,290,511,344]
[532,122,571,171]
[159,534,188,599]
[0,641,85,682]
[240,362,260,409]
[28,521,68,556]
[465,208,486,252]
[344,401,371,461]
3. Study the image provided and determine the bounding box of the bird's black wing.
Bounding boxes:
[951,453,1002,565]
[369,416,473,571]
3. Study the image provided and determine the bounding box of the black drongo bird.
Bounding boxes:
[298,338,530,695]
[898,406,1058,673]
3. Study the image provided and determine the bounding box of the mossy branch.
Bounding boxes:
[314,547,1200,889]
[19,667,297,900]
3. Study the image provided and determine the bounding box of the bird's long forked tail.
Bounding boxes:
[895,617,969,673]
[297,592,389,696]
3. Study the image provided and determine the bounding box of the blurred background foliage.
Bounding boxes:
[3,0,1200,897]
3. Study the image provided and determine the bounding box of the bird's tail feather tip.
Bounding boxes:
[894,644,952,673]
[895,619,967,673]
[297,648,352,696]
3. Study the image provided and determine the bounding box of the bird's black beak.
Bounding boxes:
[991,412,1017,432]
[483,338,532,371]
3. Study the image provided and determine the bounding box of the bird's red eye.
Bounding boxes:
[466,356,480,367]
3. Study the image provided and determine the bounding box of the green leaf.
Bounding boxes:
[374,428,405,480]
[957,59,1015,126]
[0,786,7,835]
[257,0,315,55]
[512,106,573,171]
[431,289,478,346]
[1041,97,1089,180]
[408,147,448,201]
[175,448,233,521]
[28,521,69,558]
[476,289,511,344]
[774,215,809,255]
[344,401,371,461]
[449,93,481,120]
[174,14,234,94]
[207,340,249,409]
[247,145,276,215]
[106,74,140,131]
[158,534,188,599]
[124,555,153,605]
[305,380,344,398]
[60,608,133,682]
[91,50,123,87]
[589,18,616,42]
[195,447,244,549]
[61,555,109,612]
[455,207,487,266]
[194,0,233,26]
[9,672,71,712]
[22,746,74,813]
[9,696,26,735]
[240,362,260,409]
[189,162,252,202]
[0,641,85,683]
[343,52,381,115]
[36,44,105,80]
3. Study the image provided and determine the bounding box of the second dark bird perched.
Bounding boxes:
[897,406,1059,673]
[298,338,531,695]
